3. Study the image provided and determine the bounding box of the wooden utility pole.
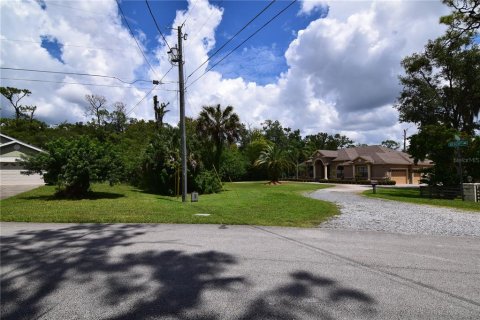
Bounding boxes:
[168,26,187,202]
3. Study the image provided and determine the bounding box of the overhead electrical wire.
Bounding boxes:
[145,0,173,51]
[186,0,276,81]
[186,0,297,90]
[0,67,152,85]
[125,65,176,116]
[116,0,161,79]
[0,77,178,91]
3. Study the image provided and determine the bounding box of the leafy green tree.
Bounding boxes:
[0,87,32,120]
[196,104,242,170]
[109,102,128,133]
[396,2,479,185]
[21,136,122,197]
[137,126,180,195]
[441,0,479,37]
[381,140,400,150]
[219,146,247,181]
[396,34,480,134]
[304,132,354,156]
[254,144,294,184]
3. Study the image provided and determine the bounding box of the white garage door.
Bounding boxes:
[1,169,44,185]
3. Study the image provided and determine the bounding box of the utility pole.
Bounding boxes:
[403,128,408,152]
[168,26,187,202]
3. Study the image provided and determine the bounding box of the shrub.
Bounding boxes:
[194,170,222,194]
[21,136,122,197]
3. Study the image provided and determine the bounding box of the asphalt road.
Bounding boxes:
[1,223,479,320]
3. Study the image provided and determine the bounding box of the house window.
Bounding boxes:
[336,166,344,179]
[356,165,368,179]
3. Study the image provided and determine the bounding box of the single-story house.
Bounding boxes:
[0,133,45,185]
[304,145,433,184]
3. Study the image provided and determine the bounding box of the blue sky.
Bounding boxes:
[1,0,454,144]
[115,0,327,85]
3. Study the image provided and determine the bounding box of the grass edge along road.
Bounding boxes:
[0,182,338,227]
[363,187,480,212]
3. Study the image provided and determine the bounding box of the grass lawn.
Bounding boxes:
[0,182,338,227]
[363,187,480,212]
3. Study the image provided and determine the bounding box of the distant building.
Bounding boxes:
[305,145,433,184]
[0,133,45,185]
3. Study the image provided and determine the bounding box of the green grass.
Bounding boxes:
[0,182,338,227]
[363,187,480,212]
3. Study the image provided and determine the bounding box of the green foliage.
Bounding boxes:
[381,140,400,150]
[219,147,247,181]
[21,136,122,197]
[197,104,242,169]
[0,86,32,120]
[194,170,223,194]
[397,3,480,186]
[304,132,354,156]
[408,125,460,185]
[396,34,480,134]
[440,0,479,37]
[254,144,294,183]
[137,126,180,195]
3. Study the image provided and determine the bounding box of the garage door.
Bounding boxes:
[1,169,44,185]
[391,170,407,184]
[412,172,422,185]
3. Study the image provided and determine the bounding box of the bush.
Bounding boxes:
[219,147,247,181]
[21,136,122,197]
[194,170,222,194]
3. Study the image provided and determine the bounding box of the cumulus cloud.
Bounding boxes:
[1,0,451,145]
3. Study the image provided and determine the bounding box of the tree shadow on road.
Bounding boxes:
[1,224,376,320]
[1,224,244,320]
[239,271,376,320]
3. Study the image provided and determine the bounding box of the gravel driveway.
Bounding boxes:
[309,184,480,237]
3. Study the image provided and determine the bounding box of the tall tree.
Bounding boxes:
[441,0,480,37]
[20,105,37,122]
[0,87,31,120]
[196,104,242,170]
[396,0,480,184]
[304,132,354,156]
[109,102,128,132]
[381,140,400,150]
[396,34,480,134]
[85,94,108,126]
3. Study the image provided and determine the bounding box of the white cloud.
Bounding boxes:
[1,0,450,145]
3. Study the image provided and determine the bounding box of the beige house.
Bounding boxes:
[306,145,433,184]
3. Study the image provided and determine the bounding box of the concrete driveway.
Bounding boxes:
[1,223,479,320]
[0,171,44,200]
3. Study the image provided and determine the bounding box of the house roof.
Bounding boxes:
[314,145,432,166]
[0,133,45,154]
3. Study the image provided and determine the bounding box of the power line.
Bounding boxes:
[145,0,172,51]
[186,0,297,90]
[0,77,178,91]
[187,0,276,81]
[116,0,160,79]
[126,65,176,116]
[126,86,158,116]
[0,67,151,85]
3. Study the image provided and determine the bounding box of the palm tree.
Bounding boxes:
[254,144,294,184]
[197,104,241,170]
